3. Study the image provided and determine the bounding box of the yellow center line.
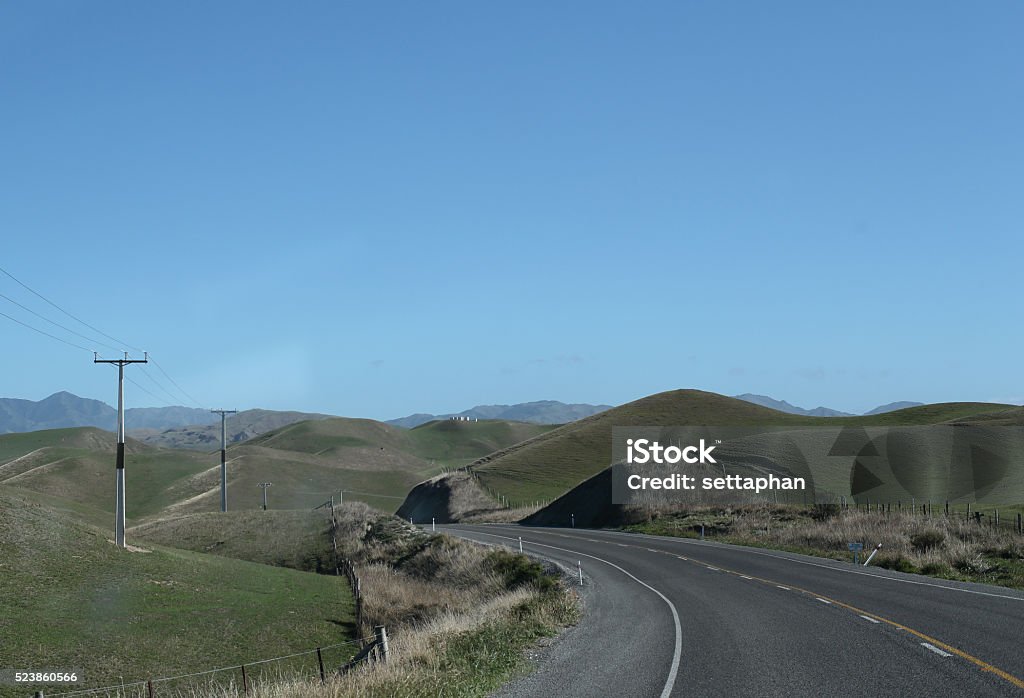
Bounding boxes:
[520,528,1024,683]
[671,552,1024,690]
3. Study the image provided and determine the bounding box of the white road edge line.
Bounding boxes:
[586,529,1024,602]
[455,529,682,698]
[816,598,832,604]
[777,585,790,590]
[707,566,719,571]
[740,575,753,580]
[921,642,953,657]
[859,615,880,623]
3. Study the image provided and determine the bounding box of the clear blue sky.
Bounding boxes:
[1,2,1021,420]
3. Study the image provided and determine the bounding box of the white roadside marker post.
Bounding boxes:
[577,560,583,586]
[432,517,435,532]
[863,543,883,566]
[519,536,523,553]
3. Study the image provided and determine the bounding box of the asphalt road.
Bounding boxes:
[445,524,1024,698]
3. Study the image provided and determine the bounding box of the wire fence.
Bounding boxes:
[314,495,367,635]
[37,500,387,698]
[41,637,374,698]
[838,498,1024,535]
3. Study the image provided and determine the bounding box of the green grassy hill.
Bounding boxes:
[186,417,555,514]
[0,427,212,527]
[130,509,336,572]
[0,418,555,523]
[0,487,355,698]
[470,389,1019,506]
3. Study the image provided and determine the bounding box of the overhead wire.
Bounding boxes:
[123,373,176,408]
[0,265,206,409]
[149,355,206,408]
[0,264,144,353]
[0,308,92,353]
[138,364,191,406]
[0,290,121,352]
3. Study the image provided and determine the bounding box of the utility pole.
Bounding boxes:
[94,351,148,548]
[211,409,237,512]
[258,482,272,510]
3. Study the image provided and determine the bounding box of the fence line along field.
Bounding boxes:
[0,489,357,698]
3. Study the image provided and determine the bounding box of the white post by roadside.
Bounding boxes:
[863,543,883,566]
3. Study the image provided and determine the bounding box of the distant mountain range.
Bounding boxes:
[387,400,614,428]
[0,391,333,450]
[733,394,924,417]
[862,401,926,415]
[0,391,927,446]
[0,392,217,434]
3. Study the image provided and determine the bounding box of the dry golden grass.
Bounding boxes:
[107,503,577,698]
[635,503,1024,584]
[154,588,541,698]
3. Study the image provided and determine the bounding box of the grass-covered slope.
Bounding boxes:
[470,389,1018,506]
[169,417,557,514]
[130,509,336,572]
[0,427,212,525]
[0,417,556,523]
[0,487,355,698]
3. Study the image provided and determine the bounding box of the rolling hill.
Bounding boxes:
[398,390,1021,522]
[158,417,557,515]
[132,408,334,449]
[0,427,212,527]
[0,417,556,525]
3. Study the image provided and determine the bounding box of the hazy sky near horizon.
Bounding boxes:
[1,2,1022,420]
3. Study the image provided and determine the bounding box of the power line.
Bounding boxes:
[138,364,189,406]
[0,264,144,353]
[0,290,121,352]
[0,308,92,352]
[149,355,205,408]
[123,372,176,408]
[0,265,207,410]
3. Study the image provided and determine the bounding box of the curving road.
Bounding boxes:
[445,524,1024,697]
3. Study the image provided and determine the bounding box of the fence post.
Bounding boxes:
[375,625,390,663]
[967,502,971,519]
[241,665,249,695]
[148,679,154,698]
[317,647,325,684]
[1017,513,1022,535]
[945,501,949,516]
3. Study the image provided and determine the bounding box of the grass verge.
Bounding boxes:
[0,488,356,698]
[160,503,579,697]
[624,504,1024,589]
